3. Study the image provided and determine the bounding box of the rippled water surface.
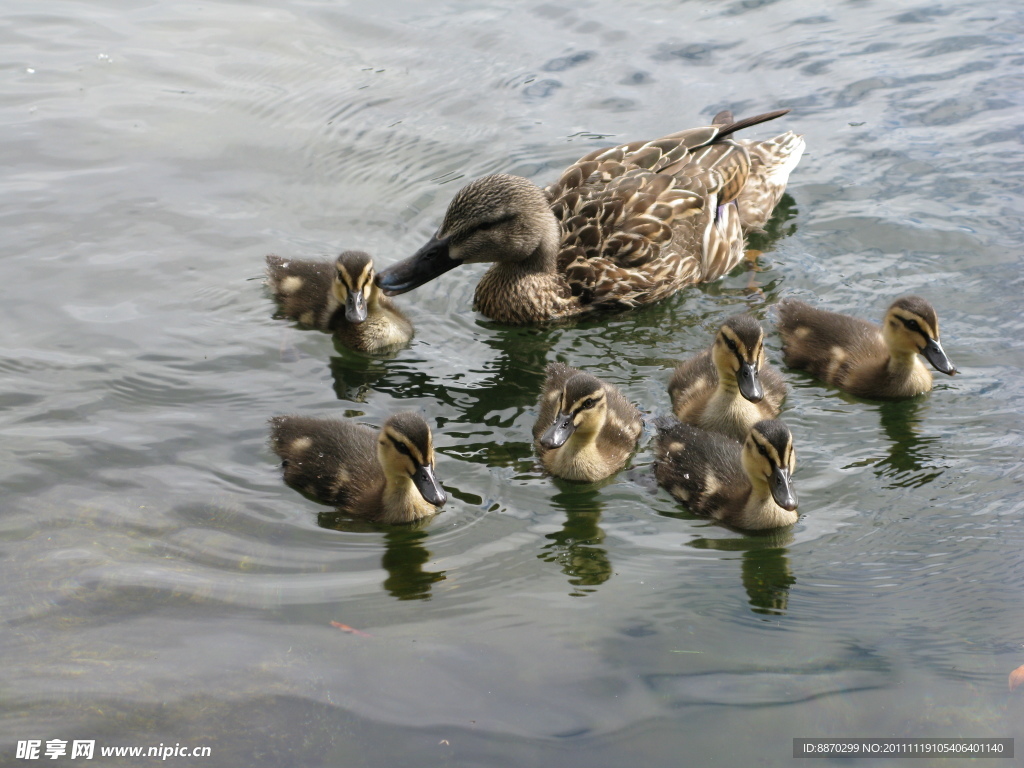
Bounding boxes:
[3,0,1023,765]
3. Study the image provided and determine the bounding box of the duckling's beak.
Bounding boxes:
[375,234,461,295]
[412,462,447,507]
[540,412,575,450]
[737,361,764,403]
[922,337,957,376]
[345,289,368,324]
[769,466,798,512]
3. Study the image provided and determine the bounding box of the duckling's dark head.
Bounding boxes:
[378,412,446,507]
[883,295,956,375]
[333,250,376,323]
[742,419,797,511]
[540,372,608,449]
[713,314,767,402]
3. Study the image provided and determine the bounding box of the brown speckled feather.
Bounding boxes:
[543,117,768,311]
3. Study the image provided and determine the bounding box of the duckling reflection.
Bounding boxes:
[875,399,943,487]
[316,513,445,602]
[841,399,944,490]
[539,484,613,596]
[327,324,555,420]
[689,527,796,615]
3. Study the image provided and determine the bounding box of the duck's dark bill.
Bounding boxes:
[413,463,447,507]
[375,234,462,296]
[922,337,957,376]
[769,466,798,512]
[540,412,576,450]
[345,290,367,323]
[737,361,764,403]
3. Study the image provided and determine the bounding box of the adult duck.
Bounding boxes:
[376,109,804,324]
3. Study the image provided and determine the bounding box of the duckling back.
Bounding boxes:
[269,415,381,510]
[777,299,878,378]
[654,420,749,518]
[266,254,337,328]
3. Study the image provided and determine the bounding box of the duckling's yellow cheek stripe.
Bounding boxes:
[358,262,374,291]
[752,434,783,468]
[569,393,605,415]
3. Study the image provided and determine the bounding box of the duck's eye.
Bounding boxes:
[906,319,920,331]
[758,444,768,458]
[474,213,515,234]
[582,398,595,409]
[725,338,738,352]
[391,440,412,457]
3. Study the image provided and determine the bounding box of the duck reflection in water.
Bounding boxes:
[841,399,945,490]
[539,483,613,597]
[317,512,446,601]
[875,399,944,488]
[329,324,556,422]
[689,527,795,615]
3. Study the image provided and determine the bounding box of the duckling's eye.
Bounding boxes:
[906,319,920,332]
[725,338,738,353]
[758,444,768,458]
[582,398,595,409]
[392,440,412,457]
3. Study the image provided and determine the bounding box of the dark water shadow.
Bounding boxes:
[874,398,944,488]
[317,511,446,601]
[688,527,796,615]
[539,481,614,597]
[838,395,945,489]
[328,323,557,418]
[746,192,799,255]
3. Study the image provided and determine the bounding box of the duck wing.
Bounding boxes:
[544,110,789,309]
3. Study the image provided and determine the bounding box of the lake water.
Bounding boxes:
[2,0,1023,766]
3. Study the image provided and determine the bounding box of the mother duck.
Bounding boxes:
[376,109,804,324]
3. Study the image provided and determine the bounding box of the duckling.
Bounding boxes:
[776,295,957,398]
[376,109,804,324]
[534,362,642,482]
[655,418,798,530]
[668,314,787,442]
[265,250,413,353]
[269,412,445,524]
